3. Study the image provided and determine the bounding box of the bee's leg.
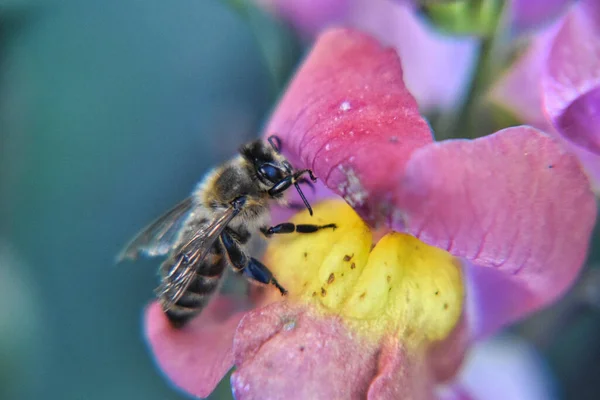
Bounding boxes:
[221,231,287,295]
[244,258,287,295]
[261,222,336,237]
[296,177,315,192]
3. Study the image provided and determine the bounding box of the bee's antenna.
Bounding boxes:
[268,135,282,153]
[294,182,313,216]
[296,177,316,193]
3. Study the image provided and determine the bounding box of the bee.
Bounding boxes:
[118,135,336,328]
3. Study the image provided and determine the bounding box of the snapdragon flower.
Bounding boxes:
[145,28,595,399]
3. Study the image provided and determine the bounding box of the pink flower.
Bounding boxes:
[260,0,478,112]
[490,0,600,190]
[145,28,595,399]
[256,0,574,112]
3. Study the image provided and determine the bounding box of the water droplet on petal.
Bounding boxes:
[283,320,296,331]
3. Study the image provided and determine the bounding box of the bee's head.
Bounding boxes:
[240,135,317,215]
[240,136,293,187]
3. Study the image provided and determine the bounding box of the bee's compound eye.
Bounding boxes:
[259,163,283,183]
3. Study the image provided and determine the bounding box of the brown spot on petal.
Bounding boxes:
[343,253,354,262]
[386,275,391,283]
[359,292,366,300]
[303,252,308,259]
[321,287,327,297]
[350,262,356,270]
[435,290,440,296]
[327,273,335,284]
[443,303,449,310]
[312,291,317,297]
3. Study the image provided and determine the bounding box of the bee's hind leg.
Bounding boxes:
[261,222,336,237]
[243,258,287,296]
[221,230,287,295]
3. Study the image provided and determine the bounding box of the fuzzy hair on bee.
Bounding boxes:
[118,135,336,328]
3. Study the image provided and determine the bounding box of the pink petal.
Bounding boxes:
[232,302,402,400]
[509,0,572,32]
[367,336,433,400]
[488,21,560,131]
[559,137,600,191]
[555,86,600,154]
[144,297,249,398]
[264,27,433,224]
[543,0,600,122]
[551,86,600,189]
[428,313,470,383]
[393,126,596,337]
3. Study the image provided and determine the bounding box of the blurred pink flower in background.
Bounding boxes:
[145,28,596,399]
[259,0,478,112]
[258,0,574,35]
[491,0,600,189]
[255,0,574,114]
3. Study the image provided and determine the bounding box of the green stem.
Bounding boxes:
[452,35,495,139]
[447,0,509,139]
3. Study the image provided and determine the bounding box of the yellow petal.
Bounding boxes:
[265,199,464,346]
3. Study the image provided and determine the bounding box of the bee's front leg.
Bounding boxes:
[261,223,337,237]
[220,230,287,295]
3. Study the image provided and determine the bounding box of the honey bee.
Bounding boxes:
[118,136,335,327]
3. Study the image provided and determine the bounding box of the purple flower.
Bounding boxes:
[145,28,595,399]
[490,0,600,189]
[509,0,574,33]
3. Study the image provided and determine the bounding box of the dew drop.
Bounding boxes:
[283,320,296,331]
[340,101,352,111]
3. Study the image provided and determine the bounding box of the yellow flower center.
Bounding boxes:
[265,199,464,347]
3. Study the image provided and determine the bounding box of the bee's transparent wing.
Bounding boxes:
[117,197,194,262]
[157,205,239,310]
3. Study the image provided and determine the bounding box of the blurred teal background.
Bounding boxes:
[0,1,299,399]
[1,1,599,400]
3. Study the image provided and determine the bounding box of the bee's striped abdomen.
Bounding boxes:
[160,246,226,328]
